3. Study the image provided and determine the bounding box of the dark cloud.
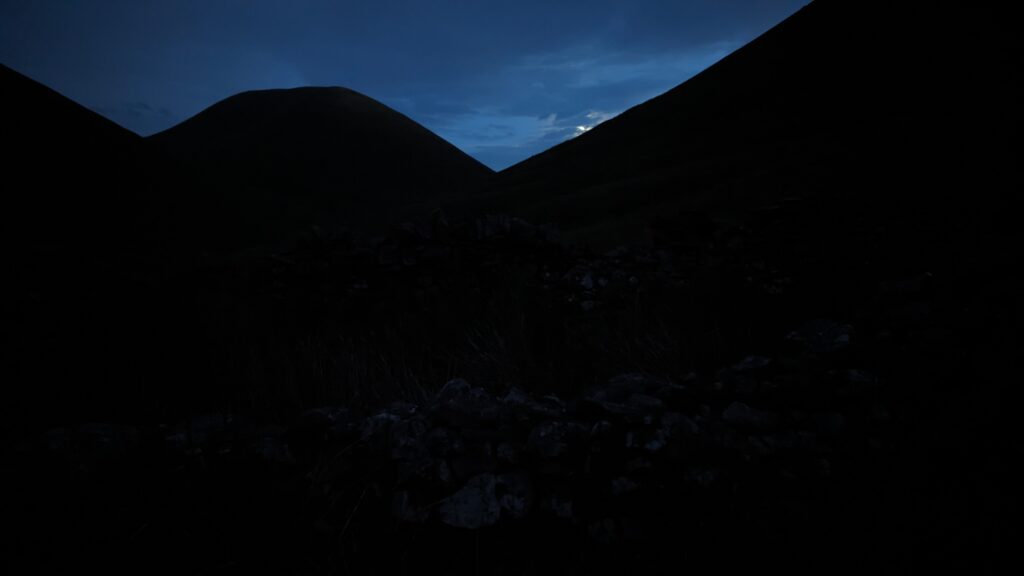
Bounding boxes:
[0,0,807,168]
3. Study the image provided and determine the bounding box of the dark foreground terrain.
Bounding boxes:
[5,198,1016,574]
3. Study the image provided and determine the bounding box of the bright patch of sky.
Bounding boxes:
[399,40,736,169]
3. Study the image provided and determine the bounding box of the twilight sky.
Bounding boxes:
[0,0,806,170]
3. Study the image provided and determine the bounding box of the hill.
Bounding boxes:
[476,0,1018,245]
[2,63,144,248]
[147,87,494,250]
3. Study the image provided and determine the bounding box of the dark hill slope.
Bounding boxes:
[4,64,158,426]
[478,0,1018,244]
[147,87,493,250]
[2,63,144,248]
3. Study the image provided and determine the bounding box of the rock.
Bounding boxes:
[812,412,846,435]
[836,369,880,397]
[500,387,533,408]
[747,435,771,457]
[496,472,533,520]
[643,428,669,453]
[590,373,689,413]
[389,417,428,453]
[586,398,644,418]
[252,431,292,463]
[435,378,472,403]
[528,421,571,459]
[686,468,719,488]
[732,355,772,372]
[591,373,648,403]
[501,388,564,418]
[392,490,428,523]
[662,412,700,437]
[537,395,567,416]
[722,401,777,430]
[588,518,618,544]
[625,457,652,472]
[893,302,931,325]
[587,420,614,454]
[385,401,420,418]
[619,517,646,541]
[590,420,613,438]
[181,414,232,446]
[815,458,832,479]
[545,494,574,519]
[627,393,665,412]
[653,380,697,407]
[496,441,523,465]
[843,369,879,386]
[360,412,401,442]
[425,426,464,457]
[787,319,853,354]
[717,357,774,399]
[450,442,497,481]
[77,423,137,461]
[763,430,819,453]
[43,428,68,453]
[611,476,640,496]
[432,380,502,426]
[437,474,501,529]
[436,460,453,484]
[392,442,435,483]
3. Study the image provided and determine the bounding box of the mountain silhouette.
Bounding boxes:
[4,64,157,426]
[2,63,144,249]
[477,0,1017,245]
[148,87,493,250]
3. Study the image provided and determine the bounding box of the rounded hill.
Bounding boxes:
[148,86,493,249]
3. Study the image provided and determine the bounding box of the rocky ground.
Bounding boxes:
[4,201,1016,574]
[8,345,897,574]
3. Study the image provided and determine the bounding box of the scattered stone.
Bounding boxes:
[437,474,501,529]
[580,273,594,290]
[528,421,570,459]
[496,441,522,465]
[662,412,700,437]
[722,401,778,430]
[733,355,772,372]
[545,494,574,519]
[787,319,853,354]
[588,518,618,544]
[252,432,292,463]
[425,426,464,457]
[435,378,472,403]
[29,355,887,553]
[611,476,640,496]
[627,393,665,412]
[686,468,720,488]
[496,472,533,519]
[392,490,428,523]
[812,412,846,435]
[449,442,497,480]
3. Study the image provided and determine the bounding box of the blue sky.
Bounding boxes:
[0,0,806,170]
